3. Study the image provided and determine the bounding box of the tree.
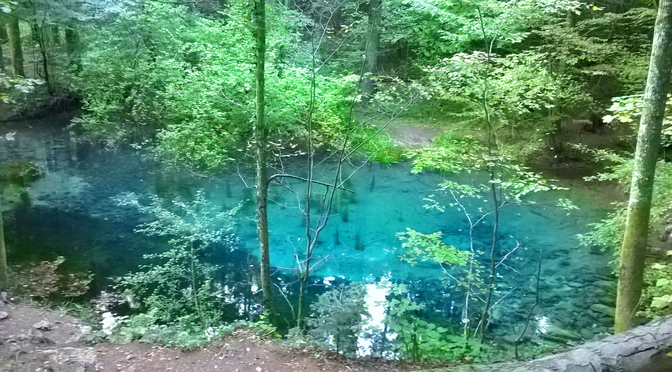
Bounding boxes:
[6,16,23,77]
[0,196,7,291]
[361,0,380,99]
[614,0,672,333]
[253,0,276,323]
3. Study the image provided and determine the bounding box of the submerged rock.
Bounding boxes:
[541,325,582,343]
[0,311,8,320]
[579,328,594,340]
[593,280,616,292]
[590,304,615,318]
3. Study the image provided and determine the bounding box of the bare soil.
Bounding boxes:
[0,301,414,372]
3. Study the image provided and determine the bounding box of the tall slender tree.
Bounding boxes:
[0,196,7,291]
[7,16,23,77]
[361,0,380,99]
[253,0,276,323]
[615,0,672,333]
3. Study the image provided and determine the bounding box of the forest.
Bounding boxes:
[0,0,671,370]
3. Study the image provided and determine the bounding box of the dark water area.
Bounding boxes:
[0,115,618,346]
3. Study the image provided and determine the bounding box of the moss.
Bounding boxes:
[0,161,41,185]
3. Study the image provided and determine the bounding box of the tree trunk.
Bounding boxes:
[0,19,9,44]
[253,0,276,324]
[427,316,672,372]
[0,196,7,291]
[7,17,24,77]
[33,24,52,94]
[361,0,380,99]
[614,0,672,334]
[50,25,59,45]
[64,26,80,69]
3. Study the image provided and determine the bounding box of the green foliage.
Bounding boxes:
[639,260,672,318]
[384,0,533,63]
[424,51,589,146]
[383,283,485,363]
[580,149,672,252]
[0,160,41,184]
[604,94,672,147]
[113,190,239,334]
[398,228,470,267]
[111,312,276,348]
[307,283,368,356]
[72,1,357,170]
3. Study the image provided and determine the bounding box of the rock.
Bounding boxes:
[1,291,7,302]
[67,325,93,343]
[0,311,8,320]
[29,329,55,344]
[589,245,606,255]
[590,304,615,318]
[595,266,615,279]
[593,280,616,292]
[34,320,52,331]
[599,294,616,307]
[579,328,594,340]
[40,347,96,372]
[542,325,582,342]
[592,288,608,298]
[554,313,575,328]
[566,281,584,288]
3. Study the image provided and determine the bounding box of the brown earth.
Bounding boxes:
[0,301,415,372]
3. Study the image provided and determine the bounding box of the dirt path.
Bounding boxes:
[0,301,413,372]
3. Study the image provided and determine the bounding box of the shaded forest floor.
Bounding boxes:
[0,301,416,372]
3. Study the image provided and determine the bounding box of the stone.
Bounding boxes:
[592,288,608,298]
[34,320,52,331]
[579,328,594,340]
[29,329,55,344]
[567,281,584,288]
[67,325,93,343]
[0,311,8,320]
[590,304,615,318]
[542,325,582,342]
[41,347,96,372]
[595,266,615,279]
[599,294,616,307]
[593,280,616,292]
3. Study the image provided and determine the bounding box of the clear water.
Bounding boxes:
[0,118,616,347]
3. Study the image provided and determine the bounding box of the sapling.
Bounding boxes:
[113,190,239,332]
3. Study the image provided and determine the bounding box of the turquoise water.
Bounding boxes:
[0,118,616,348]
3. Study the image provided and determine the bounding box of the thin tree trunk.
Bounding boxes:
[50,25,59,45]
[0,19,8,44]
[7,17,24,77]
[64,26,80,69]
[31,24,52,94]
[253,0,276,324]
[361,0,380,99]
[0,196,7,291]
[615,0,672,334]
[474,5,500,340]
[0,19,6,72]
